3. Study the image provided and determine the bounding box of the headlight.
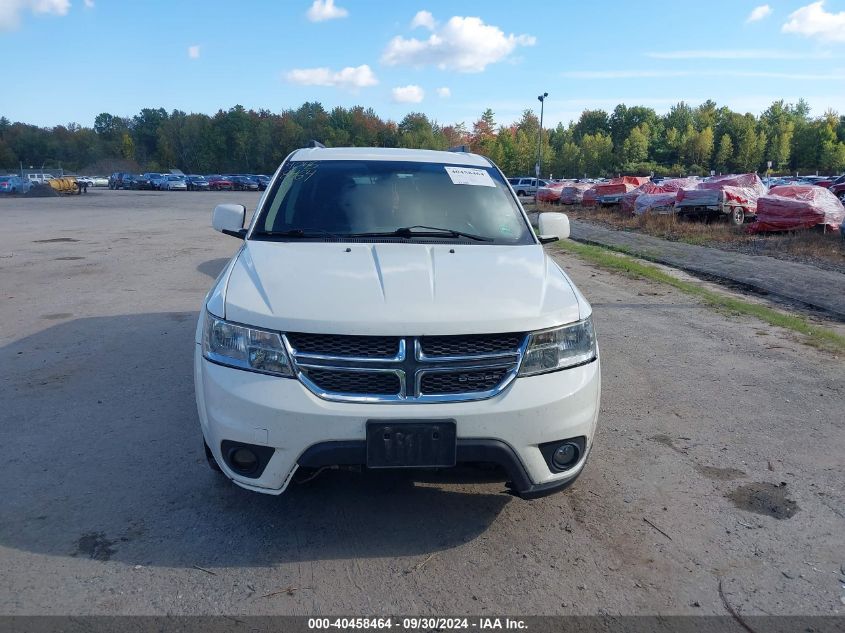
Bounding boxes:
[202,311,293,377]
[518,316,597,377]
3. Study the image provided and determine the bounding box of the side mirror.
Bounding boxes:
[538,211,570,242]
[212,204,247,238]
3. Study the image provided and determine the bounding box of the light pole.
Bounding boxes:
[536,92,548,179]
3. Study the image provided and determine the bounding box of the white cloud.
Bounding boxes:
[285,64,378,91]
[188,45,200,59]
[306,0,348,22]
[782,1,845,43]
[0,0,70,30]
[410,10,436,30]
[382,15,536,73]
[645,48,831,60]
[392,85,425,103]
[83,0,94,7]
[436,86,451,98]
[746,4,772,22]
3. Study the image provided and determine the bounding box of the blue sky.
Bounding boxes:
[2,0,844,129]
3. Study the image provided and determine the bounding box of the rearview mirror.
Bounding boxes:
[538,211,570,242]
[212,204,247,238]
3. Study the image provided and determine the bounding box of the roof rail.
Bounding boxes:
[448,144,470,153]
[308,140,326,148]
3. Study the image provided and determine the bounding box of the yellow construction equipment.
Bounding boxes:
[48,177,80,194]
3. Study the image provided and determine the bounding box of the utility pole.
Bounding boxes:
[536,92,548,179]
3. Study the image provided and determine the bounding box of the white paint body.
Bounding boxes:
[195,147,600,495]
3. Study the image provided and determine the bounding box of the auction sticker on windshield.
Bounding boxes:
[444,166,496,187]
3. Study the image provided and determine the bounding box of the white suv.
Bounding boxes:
[507,177,549,197]
[195,147,600,498]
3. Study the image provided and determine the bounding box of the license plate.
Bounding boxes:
[366,420,456,468]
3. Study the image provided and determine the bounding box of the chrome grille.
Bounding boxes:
[287,333,400,359]
[285,332,528,403]
[420,368,509,395]
[303,368,400,395]
[420,333,523,358]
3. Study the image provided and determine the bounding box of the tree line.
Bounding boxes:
[1,99,844,177]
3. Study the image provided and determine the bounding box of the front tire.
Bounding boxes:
[204,442,222,472]
[729,207,745,226]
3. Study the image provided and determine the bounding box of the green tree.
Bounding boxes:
[472,108,497,153]
[120,132,135,160]
[715,133,734,171]
[622,124,649,164]
[581,132,613,176]
[685,126,714,168]
[572,110,610,141]
[556,141,582,178]
[397,112,437,149]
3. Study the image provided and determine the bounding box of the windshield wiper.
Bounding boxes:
[252,228,342,239]
[350,225,493,242]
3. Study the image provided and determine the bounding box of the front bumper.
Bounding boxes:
[194,345,600,496]
[598,195,623,205]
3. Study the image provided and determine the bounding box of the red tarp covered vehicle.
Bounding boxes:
[635,192,678,216]
[536,181,566,203]
[621,177,699,215]
[582,186,598,207]
[675,173,767,225]
[595,176,650,206]
[559,182,593,205]
[748,185,845,233]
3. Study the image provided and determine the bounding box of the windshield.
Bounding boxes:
[253,159,532,244]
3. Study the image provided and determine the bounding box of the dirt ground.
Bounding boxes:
[0,190,843,616]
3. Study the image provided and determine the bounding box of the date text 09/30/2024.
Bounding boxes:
[307,618,528,630]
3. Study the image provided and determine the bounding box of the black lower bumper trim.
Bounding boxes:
[297,438,586,499]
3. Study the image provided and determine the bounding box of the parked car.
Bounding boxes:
[108,172,133,190]
[830,178,845,203]
[675,173,767,225]
[122,174,141,189]
[197,146,599,498]
[0,175,32,194]
[507,177,549,197]
[254,175,270,191]
[26,173,54,184]
[160,175,188,191]
[749,185,845,233]
[207,175,233,191]
[147,173,168,190]
[595,176,650,207]
[186,175,210,191]
[91,176,109,187]
[228,175,259,191]
[133,173,159,190]
[75,176,95,188]
[536,181,566,203]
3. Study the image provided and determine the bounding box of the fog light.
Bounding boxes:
[229,447,259,474]
[552,443,579,470]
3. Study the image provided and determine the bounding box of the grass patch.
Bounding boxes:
[556,239,845,354]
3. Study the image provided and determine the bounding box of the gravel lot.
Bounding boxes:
[0,190,843,616]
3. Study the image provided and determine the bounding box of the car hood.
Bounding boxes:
[221,241,583,335]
